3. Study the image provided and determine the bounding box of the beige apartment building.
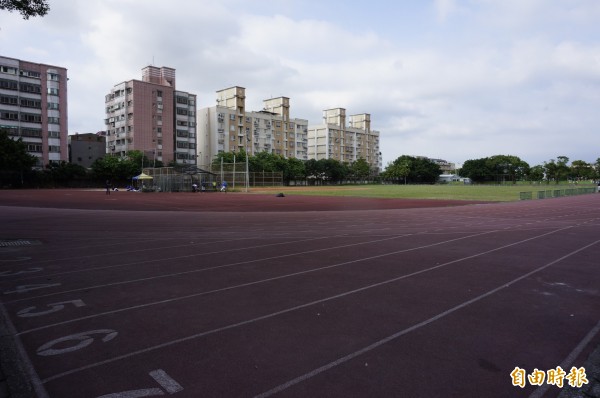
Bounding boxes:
[104,66,197,166]
[307,108,382,172]
[0,55,68,167]
[197,86,308,166]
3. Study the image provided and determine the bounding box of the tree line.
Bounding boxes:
[212,150,373,184]
[3,130,599,188]
[459,155,600,184]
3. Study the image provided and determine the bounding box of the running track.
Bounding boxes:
[0,190,599,397]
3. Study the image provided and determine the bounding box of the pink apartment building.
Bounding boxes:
[104,66,197,166]
[0,55,69,167]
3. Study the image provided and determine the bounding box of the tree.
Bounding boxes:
[544,156,570,184]
[527,165,545,183]
[43,161,87,187]
[594,158,600,180]
[0,0,50,19]
[485,155,529,184]
[0,129,38,186]
[303,158,348,184]
[460,158,492,183]
[349,158,371,180]
[569,160,593,181]
[282,157,306,182]
[382,160,410,184]
[383,156,441,184]
[460,155,529,184]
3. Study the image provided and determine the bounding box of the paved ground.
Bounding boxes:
[0,189,599,397]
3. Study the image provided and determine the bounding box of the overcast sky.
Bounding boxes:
[2,0,599,167]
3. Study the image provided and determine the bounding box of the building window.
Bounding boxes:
[49,145,60,152]
[19,82,41,93]
[19,70,40,78]
[47,87,59,96]
[48,116,60,124]
[47,73,60,81]
[48,131,60,138]
[0,95,18,105]
[0,66,17,75]
[21,128,42,137]
[47,102,59,110]
[27,144,42,152]
[0,79,18,90]
[1,111,19,120]
[20,113,42,123]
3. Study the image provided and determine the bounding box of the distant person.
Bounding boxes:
[192,183,198,193]
[105,180,111,195]
[201,181,206,192]
[220,180,228,192]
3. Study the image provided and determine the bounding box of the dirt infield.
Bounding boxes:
[0,190,599,398]
[0,189,490,212]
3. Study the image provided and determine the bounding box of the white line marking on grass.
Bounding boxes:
[40,226,577,383]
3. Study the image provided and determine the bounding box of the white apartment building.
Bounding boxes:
[0,55,68,167]
[104,66,197,166]
[197,86,308,166]
[307,108,382,172]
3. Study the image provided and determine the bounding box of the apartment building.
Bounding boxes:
[0,55,68,167]
[418,157,456,174]
[307,108,382,172]
[104,66,197,166]
[197,86,308,166]
[68,132,106,168]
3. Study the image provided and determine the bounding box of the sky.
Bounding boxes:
[1,0,600,168]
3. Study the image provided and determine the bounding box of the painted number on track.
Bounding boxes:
[37,329,117,356]
[96,369,183,397]
[17,299,86,317]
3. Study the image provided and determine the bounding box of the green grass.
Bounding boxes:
[248,183,597,202]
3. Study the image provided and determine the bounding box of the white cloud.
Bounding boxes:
[1,0,599,167]
[434,0,459,22]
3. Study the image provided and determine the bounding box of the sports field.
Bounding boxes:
[249,183,597,202]
[0,189,599,397]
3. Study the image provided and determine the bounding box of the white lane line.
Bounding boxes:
[4,234,346,289]
[6,236,293,278]
[40,226,575,383]
[528,319,600,398]
[0,303,49,398]
[16,232,431,333]
[254,239,600,398]
[8,233,414,305]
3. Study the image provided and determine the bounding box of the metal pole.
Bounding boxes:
[233,155,236,191]
[245,152,249,192]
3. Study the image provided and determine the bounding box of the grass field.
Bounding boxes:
[248,183,597,202]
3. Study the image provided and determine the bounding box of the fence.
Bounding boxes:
[519,187,597,200]
[141,164,282,192]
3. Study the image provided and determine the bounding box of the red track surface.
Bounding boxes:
[0,190,599,398]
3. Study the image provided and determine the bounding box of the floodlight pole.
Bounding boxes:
[245,153,249,193]
[233,155,236,191]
